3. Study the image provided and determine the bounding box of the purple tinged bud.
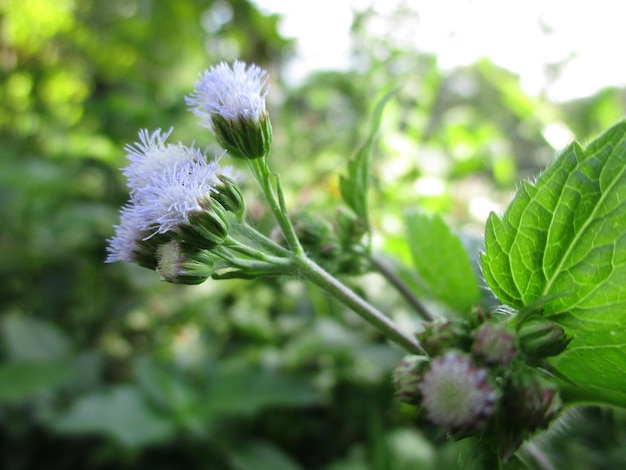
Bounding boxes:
[472,322,517,366]
[393,355,429,405]
[417,319,472,357]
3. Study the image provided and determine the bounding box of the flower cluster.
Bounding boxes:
[107,61,273,282]
[393,312,566,452]
[106,129,227,265]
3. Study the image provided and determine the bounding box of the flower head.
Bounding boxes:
[418,352,499,433]
[105,204,169,268]
[106,128,233,265]
[186,61,269,126]
[132,152,223,235]
[186,61,272,160]
[122,128,205,192]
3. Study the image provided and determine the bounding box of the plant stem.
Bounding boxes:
[249,157,303,255]
[294,254,425,355]
[368,254,434,321]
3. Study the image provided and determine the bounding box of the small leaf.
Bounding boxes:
[54,385,175,447]
[481,121,626,398]
[406,210,480,312]
[340,88,398,229]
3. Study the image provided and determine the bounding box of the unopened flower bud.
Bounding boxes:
[504,369,562,434]
[417,319,472,357]
[213,175,245,217]
[156,240,215,285]
[179,202,229,250]
[472,322,517,366]
[517,320,572,359]
[393,355,429,405]
[467,304,492,328]
[336,207,368,244]
[418,352,499,433]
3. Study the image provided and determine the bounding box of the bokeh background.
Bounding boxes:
[2,0,626,468]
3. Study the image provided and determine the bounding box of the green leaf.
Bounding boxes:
[202,360,321,418]
[2,315,71,361]
[481,121,626,399]
[228,441,303,470]
[406,210,480,312]
[340,88,398,229]
[0,360,72,402]
[54,385,175,447]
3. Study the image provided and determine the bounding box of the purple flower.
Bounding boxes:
[105,204,146,263]
[418,351,499,433]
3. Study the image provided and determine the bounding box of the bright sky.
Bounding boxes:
[252,0,626,102]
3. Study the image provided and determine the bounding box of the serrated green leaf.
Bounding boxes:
[340,88,398,228]
[481,121,626,399]
[406,210,480,312]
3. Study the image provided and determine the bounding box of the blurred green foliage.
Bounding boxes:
[1,1,626,469]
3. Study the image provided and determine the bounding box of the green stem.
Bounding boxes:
[294,254,425,355]
[230,220,291,258]
[249,157,303,255]
[368,254,434,321]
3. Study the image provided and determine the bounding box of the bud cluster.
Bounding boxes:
[393,307,570,458]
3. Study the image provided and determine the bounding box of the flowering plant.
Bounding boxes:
[107,60,626,468]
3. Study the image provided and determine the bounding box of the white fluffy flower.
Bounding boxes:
[107,128,226,263]
[185,60,269,129]
[105,204,147,263]
[133,153,223,235]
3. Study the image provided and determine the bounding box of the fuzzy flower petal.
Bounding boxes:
[105,204,147,263]
[418,352,499,432]
[134,153,223,235]
[122,128,208,193]
[185,60,269,129]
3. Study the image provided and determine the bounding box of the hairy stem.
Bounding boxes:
[249,157,303,255]
[294,254,425,355]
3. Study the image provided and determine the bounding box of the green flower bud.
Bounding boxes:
[213,175,245,217]
[517,320,572,359]
[336,207,368,244]
[179,202,229,250]
[212,113,272,160]
[417,319,472,357]
[472,322,517,366]
[503,368,561,434]
[466,304,492,328]
[156,240,215,285]
[393,355,429,405]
